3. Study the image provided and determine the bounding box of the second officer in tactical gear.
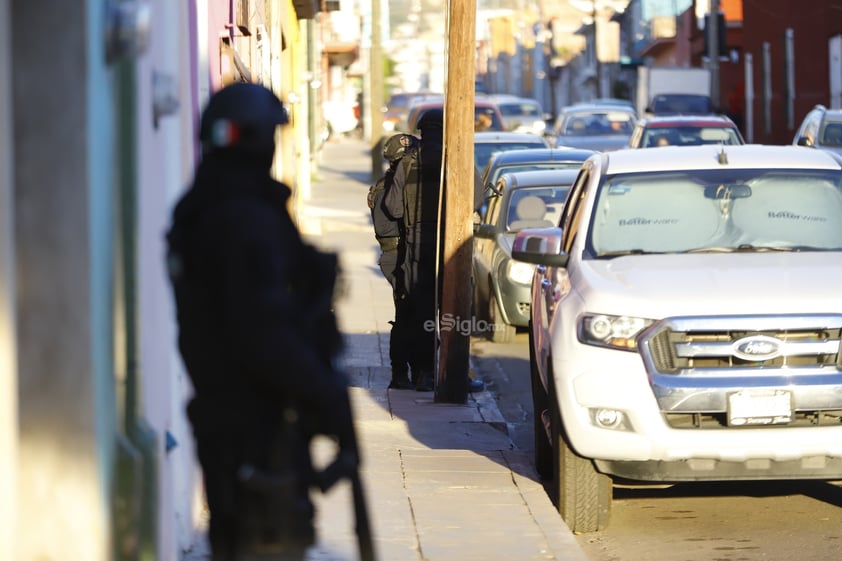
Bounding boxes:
[166,82,358,561]
[367,133,419,389]
[383,108,445,391]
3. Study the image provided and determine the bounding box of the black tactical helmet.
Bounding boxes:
[199,83,289,156]
[382,133,418,162]
[416,107,444,131]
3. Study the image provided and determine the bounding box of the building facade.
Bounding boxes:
[0,1,322,560]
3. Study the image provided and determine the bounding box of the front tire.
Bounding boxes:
[549,375,612,533]
[529,322,551,479]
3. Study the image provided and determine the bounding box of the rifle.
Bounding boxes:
[236,370,376,561]
[312,387,376,561]
[236,246,376,561]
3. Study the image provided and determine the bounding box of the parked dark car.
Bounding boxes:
[383,92,444,134]
[476,147,595,213]
[402,98,505,133]
[793,104,842,158]
[381,91,439,134]
[472,169,579,343]
[473,131,549,173]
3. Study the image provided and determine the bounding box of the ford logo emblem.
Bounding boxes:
[732,335,783,361]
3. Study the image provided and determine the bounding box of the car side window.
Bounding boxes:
[559,167,591,254]
[485,180,504,226]
[822,122,842,146]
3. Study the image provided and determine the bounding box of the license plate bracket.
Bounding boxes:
[727,389,792,426]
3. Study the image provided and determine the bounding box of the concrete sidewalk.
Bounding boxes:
[183,136,589,561]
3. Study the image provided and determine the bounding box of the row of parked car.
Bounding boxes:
[384,90,751,152]
[453,94,842,535]
[382,93,842,350]
[471,100,842,341]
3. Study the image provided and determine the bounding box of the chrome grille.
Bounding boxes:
[641,315,842,373]
[637,314,842,428]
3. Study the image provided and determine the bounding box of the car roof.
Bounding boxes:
[486,147,596,165]
[410,97,499,110]
[601,144,842,175]
[636,115,737,127]
[497,168,581,189]
[474,131,548,143]
[407,98,503,131]
[817,106,842,121]
[487,93,521,101]
[562,103,637,115]
[575,98,635,107]
[494,96,541,105]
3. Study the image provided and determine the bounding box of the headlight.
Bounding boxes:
[505,260,534,284]
[579,313,654,351]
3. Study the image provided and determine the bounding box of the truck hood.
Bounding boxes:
[574,252,842,317]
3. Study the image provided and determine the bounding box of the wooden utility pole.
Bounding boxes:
[436,1,475,404]
[708,0,721,109]
[369,0,384,180]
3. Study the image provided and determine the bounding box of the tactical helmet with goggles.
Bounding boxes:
[382,133,418,162]
[199,83,289,156]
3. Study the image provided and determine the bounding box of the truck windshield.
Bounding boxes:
[588,170,842,256]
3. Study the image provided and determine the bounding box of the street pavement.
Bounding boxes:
[182,135,589,561]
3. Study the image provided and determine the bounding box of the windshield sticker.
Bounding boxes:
[619,218,680,226]
[608,184,631,195]
[767,211,827,223]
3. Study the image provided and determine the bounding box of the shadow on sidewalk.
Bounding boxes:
[311,135,544,486]
[337,331,542,485]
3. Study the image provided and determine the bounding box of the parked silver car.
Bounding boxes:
[793,104,842,158]
[552,103,637,152]
[472,169,579,343]
[489,95,551,136]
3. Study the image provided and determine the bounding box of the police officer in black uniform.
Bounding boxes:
[367,133,418,389]
[166,83,355,561]
[383,109,445,391]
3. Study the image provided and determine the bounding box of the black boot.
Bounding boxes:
[388,370,413,390]
[415,370,434,392]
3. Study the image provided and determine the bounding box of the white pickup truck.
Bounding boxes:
[512,144,842,533]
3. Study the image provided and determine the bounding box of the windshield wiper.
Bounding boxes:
[597,249,659,257]
[686,244,832,253]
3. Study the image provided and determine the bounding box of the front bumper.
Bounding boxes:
[551,314,842,481]
[498,280,531,327]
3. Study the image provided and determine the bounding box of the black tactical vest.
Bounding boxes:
[402,140,442,229]
[367,168,402,252]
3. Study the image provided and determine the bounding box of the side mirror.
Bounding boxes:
[511,227,569,267]
[796,136,813,147]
